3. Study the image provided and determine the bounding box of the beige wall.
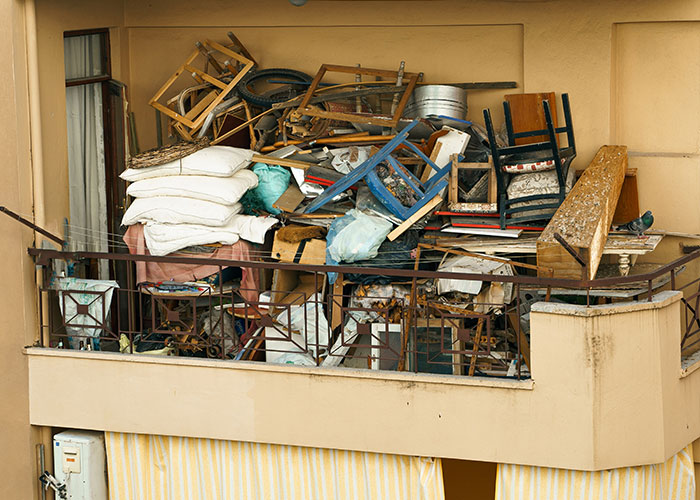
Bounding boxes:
[34,0,125,238]
[26,291,700,471]
[8,0,700,494]
[0,2,38,498]
[118,0,700,238]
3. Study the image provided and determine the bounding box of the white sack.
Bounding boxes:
[143,215,278,256]
[121,197,242,227]
[126,169,258,205]
[120,146,253,182]
[55,277,119,349]
[437,254,514,301]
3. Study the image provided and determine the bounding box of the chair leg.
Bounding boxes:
[500,194,507,230]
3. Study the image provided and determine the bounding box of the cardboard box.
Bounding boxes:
[271,232,326,266]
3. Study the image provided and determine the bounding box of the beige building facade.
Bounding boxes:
[3,0,700,498]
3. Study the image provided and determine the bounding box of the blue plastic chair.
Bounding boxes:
[304,120,451,220]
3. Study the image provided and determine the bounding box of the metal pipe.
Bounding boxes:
[37,443,46,500]
[25,0,46,239]
[25,0,51,348]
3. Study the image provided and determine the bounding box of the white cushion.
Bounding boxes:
[120,146,253,182]
[121,197,242,227]
[126,170,258,205]
[143,215,278,256]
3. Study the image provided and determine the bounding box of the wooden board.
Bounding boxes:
[272,184,306,213]
[612,170,640,225]
[504,92,557,145]
[537,146,628,279]
[387,195,443,241]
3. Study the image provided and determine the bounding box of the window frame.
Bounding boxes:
[63,28,112,87]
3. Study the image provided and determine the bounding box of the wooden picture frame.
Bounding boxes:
[149,39,254,132]
[448,154,498,213]
[296,64,420,127]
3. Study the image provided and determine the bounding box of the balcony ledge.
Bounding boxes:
[23,347,535,390]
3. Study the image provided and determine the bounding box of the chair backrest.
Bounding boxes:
[505,93,575,155]
[483,93,575,192]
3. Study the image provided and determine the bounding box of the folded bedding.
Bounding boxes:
[121,197,243,227]
[126,169,258,205]
[143,215,278,256]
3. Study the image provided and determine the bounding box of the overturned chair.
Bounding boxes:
[483,93,576,230]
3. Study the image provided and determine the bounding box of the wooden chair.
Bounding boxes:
[483,93,576,229]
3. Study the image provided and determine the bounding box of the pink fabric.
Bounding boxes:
[123,224,259,302]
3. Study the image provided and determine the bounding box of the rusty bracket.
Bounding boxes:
[0,206,65,247]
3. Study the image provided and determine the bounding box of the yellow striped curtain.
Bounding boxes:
[105,432,444,500]
[495,445,695,500]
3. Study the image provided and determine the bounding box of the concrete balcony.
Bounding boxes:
[26,290,700,471]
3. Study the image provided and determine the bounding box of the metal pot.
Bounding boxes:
[404,85,468,121]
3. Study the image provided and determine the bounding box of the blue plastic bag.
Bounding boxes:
[326,209,393,284]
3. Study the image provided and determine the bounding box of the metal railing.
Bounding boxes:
[28,246,700,380]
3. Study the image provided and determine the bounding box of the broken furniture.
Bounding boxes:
[448,155,498,213]
[503,92,558,146]
[483,93,576,229]
[296,64,420,128]
[304,120,450,221]
[149,39,254,140]
[537,145,627,279]
[434,232,663,278]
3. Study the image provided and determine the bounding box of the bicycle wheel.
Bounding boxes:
[237,68,312,108]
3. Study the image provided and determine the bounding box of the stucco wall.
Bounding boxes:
[26,291,698,471]
[8,0,700,495]
[0,2,39,499]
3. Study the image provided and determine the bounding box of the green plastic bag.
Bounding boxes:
[251,163,291,215]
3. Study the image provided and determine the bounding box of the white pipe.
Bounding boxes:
[25,0,46,239]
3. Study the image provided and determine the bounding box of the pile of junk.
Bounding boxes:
[56,32,660,379]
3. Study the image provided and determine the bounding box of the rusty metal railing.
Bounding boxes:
[28,246,700,379]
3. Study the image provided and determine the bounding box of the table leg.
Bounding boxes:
[619,253,631,276]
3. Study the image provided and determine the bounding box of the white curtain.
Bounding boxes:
[64,35,108,278]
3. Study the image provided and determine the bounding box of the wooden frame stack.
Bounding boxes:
[149,39,254,137]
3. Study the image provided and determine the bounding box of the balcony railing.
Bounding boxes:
[28,245,700,380]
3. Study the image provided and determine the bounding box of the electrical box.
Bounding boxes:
[53,431,108,500]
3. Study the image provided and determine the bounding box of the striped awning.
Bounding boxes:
[105,432,444,500]
[496,445,695,500]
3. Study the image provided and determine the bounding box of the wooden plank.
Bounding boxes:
[504,92,557,146]
[537,146,628,279]
[183,65,229,90]
[272,184,306,213]
[612,170,640,225]
[507,311,530,371]
[387,195,443,241]
[251,154,314,170]
[331,274,344,331]
[183,90,218,120]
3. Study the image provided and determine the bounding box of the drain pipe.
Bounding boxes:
[25,0,46,241]
[24,0,49,348]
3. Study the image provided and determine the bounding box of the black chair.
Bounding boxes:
[483,93,576,229]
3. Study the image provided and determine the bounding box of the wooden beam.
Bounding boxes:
[537,146,628,279]
[387,195,443,242]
